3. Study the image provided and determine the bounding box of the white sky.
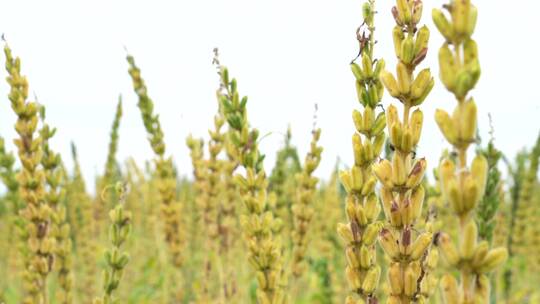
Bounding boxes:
[0,0,539,188]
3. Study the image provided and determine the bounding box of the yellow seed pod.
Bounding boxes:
[471,154,488,198]
[380,70,400,98]
[386,104,400,129]
[396,62,411,95]
[470,240,488,265]
[346,202,357,225]
[474,274,490,303]
[414,26,430,57]
[406,158,427,189]
[256,271,268,290]
[356,205,368,226]
[453,0,471,36]
[362,266,381,293]
[460,220,477,260]
[346,248,360,269]
[362,52,373,77]
[364,193,380,221]
[427,247,439,269]
[401,36,415,65]
[373,159,393,189]
[392,26,405,59]
[390,123,403,151]
[353,134,364,166]
[401,128,413,153]
[396,0,412,24]
[391,153,407,186]
[381,188,394,219]
[463,39,478,65]
[361,177,377,198]
[409,109,423,146]
[411,233,433,260]
[477,247,508,273]
[439,233,460,266]
[462,174,479,212]
[353,110,363,133]
[411,185,425,219]
[412,77,434,106]
[373,133,386,156]
[387,296,401,304]
[346,266,362,290]
[372,112,387,135]
[440,274,460,304]
[337,223,355,244]
[404,262,419,296]
[339,170,352,193]
[432,9,454,42]
[388,262,403,295]
[363,106,375,130]
[362,139,374,162]
[351,166,364,192]
[359,245,371,268]
[362,223,381,246]
[351,63,365,81]
[438,45,458,91]
[412,0,423,24]
[411,68,432,100]
[435,109,458,145]
[466,5,478,37]
[380,228,400,259]
[460,99,477,143]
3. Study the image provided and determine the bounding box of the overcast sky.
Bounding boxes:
[0,0,539,188]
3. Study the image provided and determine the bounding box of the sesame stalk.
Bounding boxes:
[95,96,123,231]
[127,55,185,270]
[93,183,131,304]
[374,0,438,303]
[0,135,21,299]
[69,143,97,303]
[208,51,244,302]
[186,135,215,302]
[338,1,387,303]
[4,43,54,304]
[291,128,322,277]
[39,109,73,304]
[269,127,301,232]
[503,134,540,299]
[432,1,508,302]
[218,64,286,304]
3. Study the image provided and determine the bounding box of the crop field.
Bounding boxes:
[0,0,539,303]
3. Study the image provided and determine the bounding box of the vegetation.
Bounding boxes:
[0,1,538,303]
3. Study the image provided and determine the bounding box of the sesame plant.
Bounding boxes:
[433,0,508,302]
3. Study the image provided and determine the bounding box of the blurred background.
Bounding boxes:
[0,0,538,187]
